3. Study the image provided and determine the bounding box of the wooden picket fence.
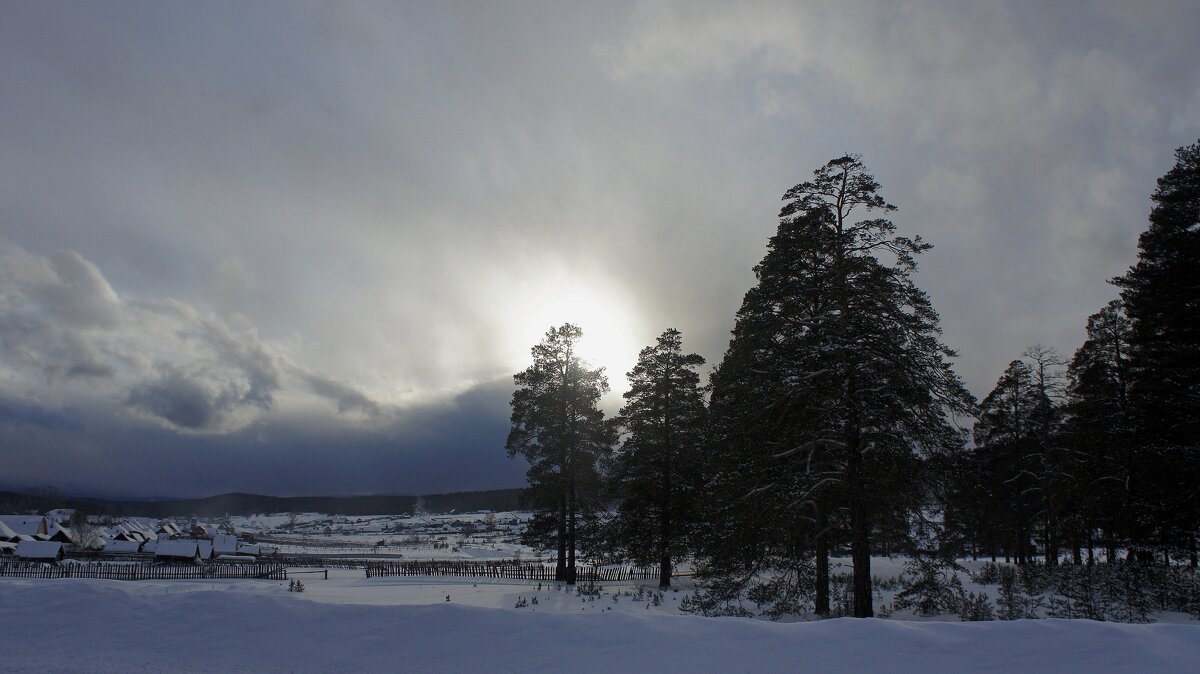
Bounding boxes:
[0,561,287,581]
[65,551,155,563]
[268,555,365,569]
[364,559,660,582]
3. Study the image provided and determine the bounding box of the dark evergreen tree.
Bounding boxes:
[973,360,1035,563]
[1112,139,1200,564]
[1064,300,1133,563]
[608,328,707,588]
[507,323,615,583]
[703,155,973,617]
[971,356,1065,565]
[1023,345,1068,566]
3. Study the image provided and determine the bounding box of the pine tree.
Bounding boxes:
[1064,300,1133,563]
[609,328,706,588]
[507,324,615,583]
[1112,139,1200,564]
[705,155,973,617]
[972,356,1066,565]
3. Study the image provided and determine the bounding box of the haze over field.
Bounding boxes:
[2,1,1199,497]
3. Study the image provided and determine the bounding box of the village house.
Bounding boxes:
[154,540,201,563]
[101,539,143,554]
[15,540,64,562]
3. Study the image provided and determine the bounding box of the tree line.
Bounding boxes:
[505,143,1200,619]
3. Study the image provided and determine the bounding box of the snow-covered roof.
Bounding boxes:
[197,540,213,559]
[155,540,199,558]
[47,523,75,543]
[142,539,158,553]
[213,533,238,554]
[237,544,261,555]
[103,540,142,553]
[16,540,63,560]
[0,515,44,536]
[0,520,17,540]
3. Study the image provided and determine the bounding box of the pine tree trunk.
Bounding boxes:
[567,479,577,585]
[659,477,672,589]
[658,492,672,588]
[815,506,830,616]
[847,423,873,618]
[850,502,873,617]
[1045,513,1057,567]
[556,494,567,582]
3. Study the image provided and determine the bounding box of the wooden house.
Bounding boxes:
[155,540,200,563]
[102,539,143,554]
[15,540,64,562]
[46,523,76,545]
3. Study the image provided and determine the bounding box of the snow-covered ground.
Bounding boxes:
[228,511,531,559]
[3,575,1198,673]
[6,511,1197,671]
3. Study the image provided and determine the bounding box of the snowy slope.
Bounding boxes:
[3,578,1198,673]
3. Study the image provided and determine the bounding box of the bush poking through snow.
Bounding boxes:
[894,557,959,616]
[288,579,305,593]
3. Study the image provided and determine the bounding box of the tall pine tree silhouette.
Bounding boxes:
[1113,140,1200,564]
[706,156,972,617]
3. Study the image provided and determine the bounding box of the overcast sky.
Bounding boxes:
[2,1,1197,498]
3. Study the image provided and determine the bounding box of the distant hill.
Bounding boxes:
[0,488,523,518]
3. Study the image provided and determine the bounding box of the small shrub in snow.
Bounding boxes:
[972,562,1004,585]
[894,557,958,616]
[678,585,753,618]
[831,573,856,617]
[957,588,995,622]
[996,566,1040,620]
[288,579,305,593]
[873,575,901,592]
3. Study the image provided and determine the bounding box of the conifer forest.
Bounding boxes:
[507,142,1200,620]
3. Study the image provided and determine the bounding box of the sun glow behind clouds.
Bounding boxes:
[501,272,643,398]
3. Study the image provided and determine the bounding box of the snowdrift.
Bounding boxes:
[3,579,1197,673]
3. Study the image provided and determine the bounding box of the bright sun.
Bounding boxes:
[502,274,642,395]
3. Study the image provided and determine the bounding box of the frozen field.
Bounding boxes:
[5,511,1197,672]
[3,574,1199,673]
[229,511,533,559]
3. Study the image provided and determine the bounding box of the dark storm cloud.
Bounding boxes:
[128,367,235,431]
[1,1,1198,496]
[0,241,383,438]
[301,372,381,418]
[0,378,518,499]
[0,397,83,432]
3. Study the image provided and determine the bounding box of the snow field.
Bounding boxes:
[3,576,1199,673]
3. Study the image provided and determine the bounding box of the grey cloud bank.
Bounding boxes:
[1,1,1197,497]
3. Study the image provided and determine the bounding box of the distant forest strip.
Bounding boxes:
[0,488,523,518]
